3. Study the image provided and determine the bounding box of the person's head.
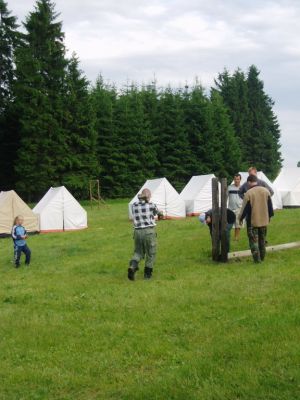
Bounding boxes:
[233,173,241,186]
[14,215,24,225]
[138,188,151,202]
[248,166,257,176]
[247,174,258,188]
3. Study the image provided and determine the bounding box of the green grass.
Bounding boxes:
[0,201,299,400]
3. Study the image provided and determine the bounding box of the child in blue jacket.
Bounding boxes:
[11,216,31,268]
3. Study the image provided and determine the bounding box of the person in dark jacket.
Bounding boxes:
[239,166,274,199]
[199,208,236,253]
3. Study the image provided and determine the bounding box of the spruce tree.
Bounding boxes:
[91,76,122,198]
[215,69,252,171]
[60,54,100,198]
[181,81,211,175]
[155,87,192,190]
[0,0,19,189]
[208,90,241,177]
[215,66,282,177]
[13,0,68,200]
[115,84,157,197]
[246,65,282,178]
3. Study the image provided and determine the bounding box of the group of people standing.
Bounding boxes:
[128,167,275,281]
[227,167,274,262]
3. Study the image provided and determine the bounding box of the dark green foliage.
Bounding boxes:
[0,0,18,112]
[155,87,192,191]
[13,0,68,200]
[115,84,158,196]
[208,89,241,178]
[60,54,100,198]
[11,0,98,200]
[0,0,19,190]
[91,76,120,197]
[215,66,282,178]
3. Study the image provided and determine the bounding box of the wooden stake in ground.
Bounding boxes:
[211,177,220,261]
[220,178,228,263]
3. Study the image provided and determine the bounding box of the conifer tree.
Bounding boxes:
[0,0,19,189]
[215,69,251,170]
[13,0,68,200]
[208,90,241,177]
[60,54,100,198]
[91,76,122,197]
[155,87,192,190]
[181,81,211,175]
[246,65,282,178]
[215,66,282,177]
[114,84,157,197]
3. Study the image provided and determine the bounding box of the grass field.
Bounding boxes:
[0,200,299,400]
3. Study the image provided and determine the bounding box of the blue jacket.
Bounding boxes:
[12,225,27,246]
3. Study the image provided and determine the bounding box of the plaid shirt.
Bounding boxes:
[132,200,159,229]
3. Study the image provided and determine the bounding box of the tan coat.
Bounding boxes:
[239,186,272,227]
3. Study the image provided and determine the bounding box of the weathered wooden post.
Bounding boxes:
[220,178,228,262]
[211,177,220,261]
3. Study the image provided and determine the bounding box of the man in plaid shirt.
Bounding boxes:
[128,188,163,281]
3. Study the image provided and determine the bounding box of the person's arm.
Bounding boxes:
[238,194,250,222]
[238,182,247,199]
[153,204,164,219]
[11,226,17,240]
[268,196,274,219]
[260,180,274,196]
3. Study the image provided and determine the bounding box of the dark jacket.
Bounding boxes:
[239,178,274,199]
[205,208,236,236]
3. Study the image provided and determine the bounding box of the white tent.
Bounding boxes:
[180,174,217,215]
[273,168,300,207]
[239,171,283,210]
[0,190,39,235]
[33,186,87,232]
[129,178,186,219]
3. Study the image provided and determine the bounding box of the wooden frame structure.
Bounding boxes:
[89,179,106,208]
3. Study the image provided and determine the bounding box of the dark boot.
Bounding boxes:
[144,267,152,280]
[128,260,139,281]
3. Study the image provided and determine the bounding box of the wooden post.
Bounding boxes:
[211,177,220,261]
[220,178,228,262]
[228,241,300,259]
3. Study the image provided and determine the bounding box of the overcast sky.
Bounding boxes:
[11,0,300,169]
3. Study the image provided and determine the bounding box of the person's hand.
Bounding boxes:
[157,211,164,220]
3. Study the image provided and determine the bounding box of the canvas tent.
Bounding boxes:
[180,174,217,215]
[128,178,186,219]
[0,190,39,235]
[33,186,87,232]
[273,168,300,207]
[238,171,282,210]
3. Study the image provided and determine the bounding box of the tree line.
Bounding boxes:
[0,0,282,200]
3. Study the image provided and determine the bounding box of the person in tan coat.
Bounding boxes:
[239,175,274,263]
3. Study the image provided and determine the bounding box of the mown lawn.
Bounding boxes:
[0,200,299,400]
